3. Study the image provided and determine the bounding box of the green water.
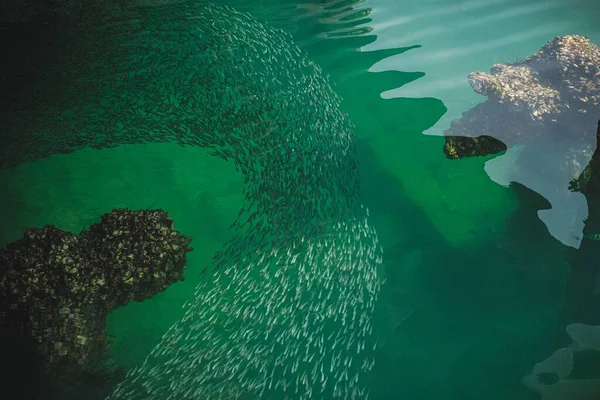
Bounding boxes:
[1,0,600,399]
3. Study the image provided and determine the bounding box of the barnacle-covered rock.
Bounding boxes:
[0,208,192,371]
[80,208,192,305]
[444,132,507,159]
[443,34,600,159]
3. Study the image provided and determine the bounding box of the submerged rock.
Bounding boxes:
[0,208,192,382]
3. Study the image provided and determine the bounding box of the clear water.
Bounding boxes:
[1,0,600,399]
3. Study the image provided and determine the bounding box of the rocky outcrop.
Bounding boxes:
[0,208,192,378]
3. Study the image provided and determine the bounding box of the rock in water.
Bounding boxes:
[0,208,191,399]
[0,1,384,399]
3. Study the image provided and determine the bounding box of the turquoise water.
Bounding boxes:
[1,0,600,399]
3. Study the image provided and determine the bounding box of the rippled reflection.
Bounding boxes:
[523,323,600,399]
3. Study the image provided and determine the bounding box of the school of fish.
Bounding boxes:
[0,2,384,398]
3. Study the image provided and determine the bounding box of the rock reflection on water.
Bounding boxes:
[522,323,600,400]
[443,35,600,248]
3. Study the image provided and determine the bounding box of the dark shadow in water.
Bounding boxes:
[358,139,565,399]
[0,307,124,400]
[0,312,52,400]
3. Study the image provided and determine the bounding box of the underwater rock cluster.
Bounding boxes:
[0,208,192,369]
[443,34,600,160]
